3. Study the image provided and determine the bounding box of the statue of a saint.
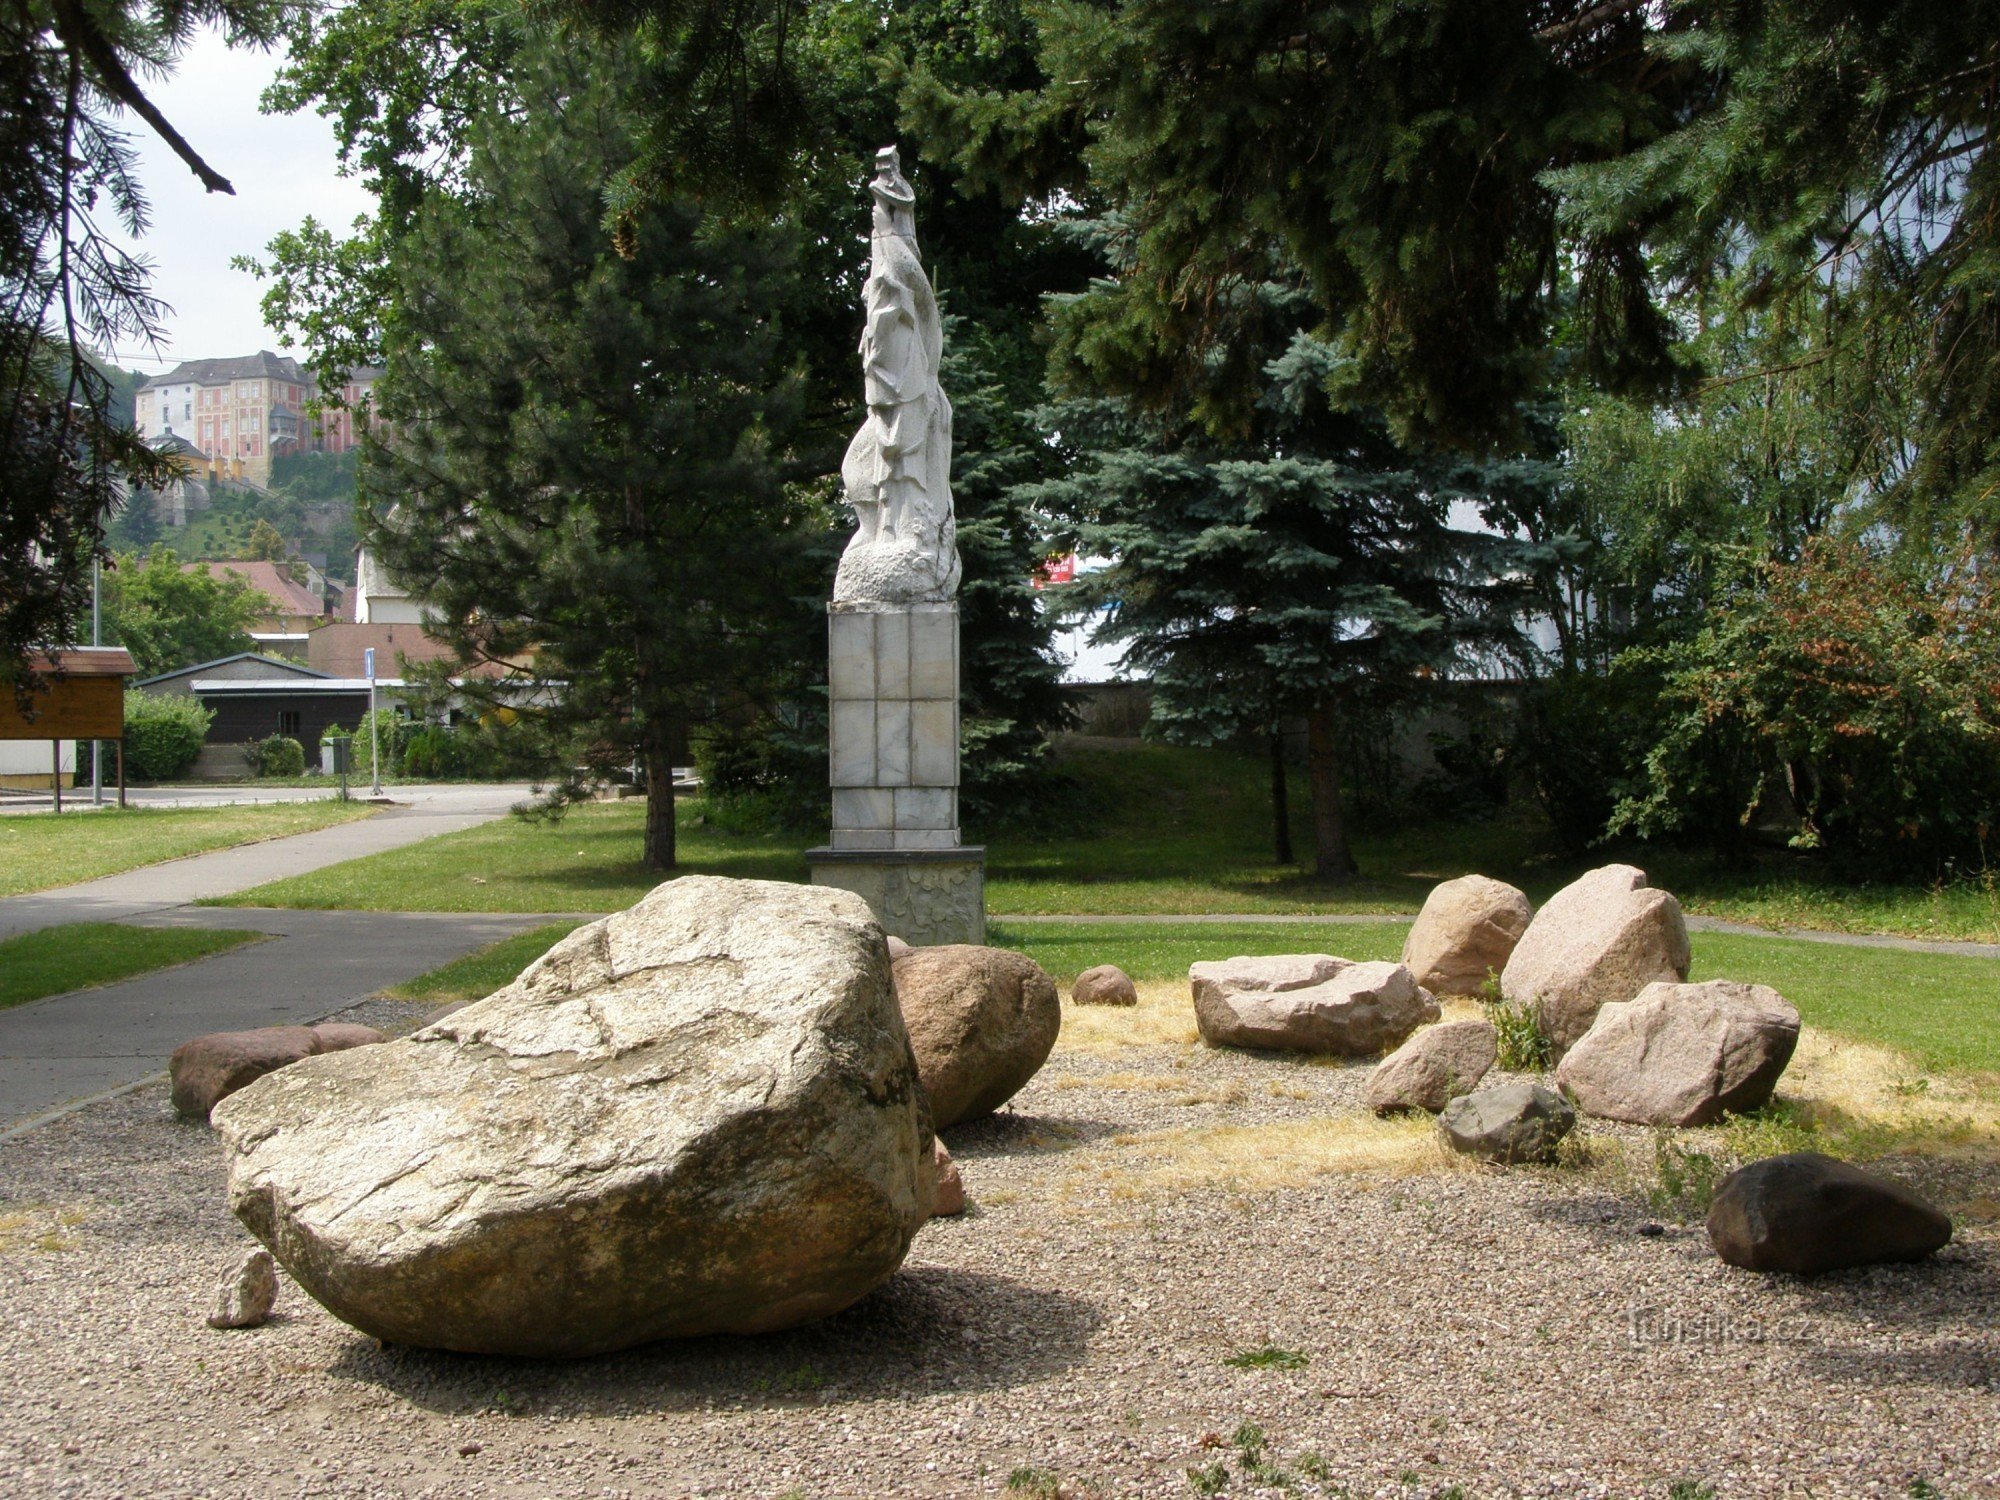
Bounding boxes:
[834,146,961,604]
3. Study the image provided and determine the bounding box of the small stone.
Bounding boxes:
[1366,1019,1498,1114]
[205,1247,277,1330]
[931,1140,966,1216]
[1437,1082,1575,1165]
[457,1443,483,1458]
[1072,964,1138,1007]
[1637,1222,1665,1238]
[1706,1152,1953,1274]
[886,935,914,961]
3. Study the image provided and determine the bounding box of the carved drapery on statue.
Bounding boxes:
[835,147,961,605]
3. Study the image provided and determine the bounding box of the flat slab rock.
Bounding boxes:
[171,1023,386,1123]
[212,876,934,1358]
[1438,1082,1575,1165]
[1499,863,1690,1056]
[1191,954,1439,1056]
[1557,979,1800,1127]
[1366,1018,1498,1114]
[1707,1152,1953,1274]
[1401,874,1532,998]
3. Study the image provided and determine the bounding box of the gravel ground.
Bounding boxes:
[3,995,1998,1500]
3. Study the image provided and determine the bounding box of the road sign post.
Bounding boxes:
[365,647,383,796]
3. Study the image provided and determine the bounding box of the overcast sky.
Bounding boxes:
[107,26,373,374]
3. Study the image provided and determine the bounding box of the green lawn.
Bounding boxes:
[0,923,265,1010]
[214,742,2000,943]
[0,799,379,899]
[383,922,585,1005]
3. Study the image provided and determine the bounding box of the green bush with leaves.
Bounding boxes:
[121,691,211,780]
[1612,540,2000,878]
[400,724,473,779]
[244,734,305,778]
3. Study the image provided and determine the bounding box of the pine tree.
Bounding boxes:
[363,45,809,870]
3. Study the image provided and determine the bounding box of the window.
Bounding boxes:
[278,711,302,738]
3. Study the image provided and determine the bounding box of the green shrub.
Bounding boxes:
[1488,998,1552,1073]
[243,734,305,778]
[121,691,210,780]
[335,708,405,779]
[1612,538,2000,879]
[401,724,474,779]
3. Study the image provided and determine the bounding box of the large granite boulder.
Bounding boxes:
[1401,875,1533,997]
[1556,980,1800,1127]
[1437,1082,1575,1165]
[1707,1153,1953,1274]
[212,877,934,1357]
[171,1023,386,1122]
[1191,955,1439,1056]
[893,945,1061,1129]
[1499,864,1690,1055]
[1366,1019,1498,1114]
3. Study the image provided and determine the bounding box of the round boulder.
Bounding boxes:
[894,945,1061,1129]
[1707,1153,1952,1274]
[1366,1018,1498,1114]
[1401,875,1532,997]
[1438,1082,1575,1165]
[212,877,934,1357]
[171,1022,387,1123]
[1072,963,1139,1007]
[1556,979,1800,1127]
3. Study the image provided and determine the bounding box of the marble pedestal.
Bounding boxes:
[806,600,987,944]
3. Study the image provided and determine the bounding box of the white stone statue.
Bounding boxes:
[834,146,962,605]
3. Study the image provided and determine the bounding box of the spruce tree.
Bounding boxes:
[363,45,809,870]
[1027,267,1556,880]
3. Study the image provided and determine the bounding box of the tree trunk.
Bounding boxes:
[1269,727,1294,866]
[641,713,678,872]
[1305,701,1358,882]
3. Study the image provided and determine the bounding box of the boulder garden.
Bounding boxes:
[1191,954,1439,1056]
[1556,980,1800,1127]
[211,877,934,1357]
[1499,864,1690,1055]
[1707,1153,1953,1274]
[893,945,1061,1129]
[1401,875,1533,997]
[1366,1018,1498,1114]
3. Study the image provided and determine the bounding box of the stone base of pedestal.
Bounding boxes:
[806,846,986,947]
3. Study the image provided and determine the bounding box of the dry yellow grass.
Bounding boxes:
[1056,979,1200,1053]
[1060,1113,1459,1202]
[0,1201,86,1253]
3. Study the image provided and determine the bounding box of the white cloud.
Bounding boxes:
[105,25,374,372]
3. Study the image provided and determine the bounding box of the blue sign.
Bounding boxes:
[363,647,376,681]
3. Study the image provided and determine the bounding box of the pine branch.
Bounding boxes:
[49,0,235,195]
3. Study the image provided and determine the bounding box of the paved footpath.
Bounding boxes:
[0,783,536,938]
[0,785,559,1131]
